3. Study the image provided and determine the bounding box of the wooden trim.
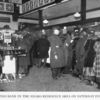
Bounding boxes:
[20,2,55,16]
[81,0,86,21]
[41,17,100,29]
[87,7,100,13]
[19,17,38,20]
[48,12,74,20]
[0,11,13,15]
[38,10,43,28]
[0,16,10,22]
[49,7,100,20]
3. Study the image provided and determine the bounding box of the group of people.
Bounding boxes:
[67,27,100,89]
[32,29,70,79]
[0,25,100,89]
[0,25,100,90]
[31,27,100,89]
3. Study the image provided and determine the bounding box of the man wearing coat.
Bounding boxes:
[35,34,50,68]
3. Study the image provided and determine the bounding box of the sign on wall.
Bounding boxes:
[2,30,14,43]
[21,0,55,14]
[0,2,14,13]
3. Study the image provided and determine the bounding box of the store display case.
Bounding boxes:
[0,25,27,80]
[2,48,27,75]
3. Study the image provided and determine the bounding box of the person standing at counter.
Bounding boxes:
[17,33,31,77]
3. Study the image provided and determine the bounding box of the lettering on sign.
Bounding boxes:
[22,0,55,13]
[34,0,39,9]
[44,0,50,4]
[39,0,44,6]
[6,3,14,12]
[30,0,33,10]
[26,2,30,12]
[22,3,26,14]
[0,2,14,12]
[0,3,4,11]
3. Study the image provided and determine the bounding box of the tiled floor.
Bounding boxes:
[0,66,99,91]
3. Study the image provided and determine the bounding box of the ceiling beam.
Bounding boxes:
[19,17,38,20]
[41,17,100,30]
[81,0,86,22]
[38,10,43,28]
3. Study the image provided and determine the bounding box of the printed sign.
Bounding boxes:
[0,2,14,13]
[6,3,14,12]
[0,3,4,11]
[21,0,55,13]
[4,34,11,43]
[2,30,14,43]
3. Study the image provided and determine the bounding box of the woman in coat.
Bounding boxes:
[93,39,100,88]
[83,33,96,85]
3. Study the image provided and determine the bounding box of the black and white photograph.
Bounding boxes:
[0,1,100,98]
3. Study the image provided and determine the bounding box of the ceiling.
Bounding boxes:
[19,0,100,21]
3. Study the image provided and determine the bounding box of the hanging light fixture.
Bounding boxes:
[74,6,81,19]
[43,19,49,24]
[74,12,81,18]
[43,15,49,24]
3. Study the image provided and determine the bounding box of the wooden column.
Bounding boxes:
[81,0,86,22]
[38,10,43,28]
